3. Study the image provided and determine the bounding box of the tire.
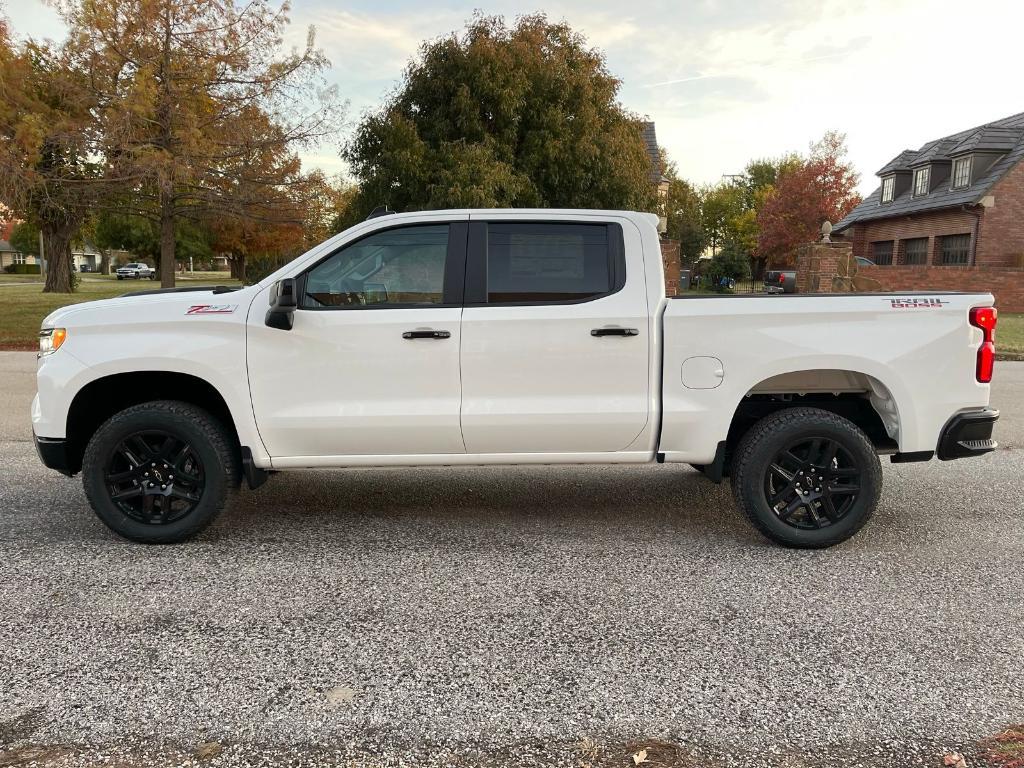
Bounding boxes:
[82,401,240,543]
[731,407,882,549]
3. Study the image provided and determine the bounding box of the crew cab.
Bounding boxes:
[115,262,156,280]
[33,209,999,548]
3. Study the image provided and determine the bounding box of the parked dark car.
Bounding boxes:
[763,269,796,293]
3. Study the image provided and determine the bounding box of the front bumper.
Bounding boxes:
[33,434,77,476]
[937,408,999,461]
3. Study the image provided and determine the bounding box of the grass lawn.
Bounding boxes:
[999,311,1024,361]
[82,270,234,282]
[0,278,242,350]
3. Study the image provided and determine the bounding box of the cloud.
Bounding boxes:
[5,0,1024,195]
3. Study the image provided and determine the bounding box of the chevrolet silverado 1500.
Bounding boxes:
[33,209,999,547]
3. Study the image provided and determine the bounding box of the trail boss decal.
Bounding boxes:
[887,297,949,309]
[186,304,238,315]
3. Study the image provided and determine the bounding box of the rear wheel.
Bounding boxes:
[731,408,881,548]
[82,401,239,543]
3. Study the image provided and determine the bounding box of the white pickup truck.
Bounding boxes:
[33,209,999,548]
[115,262,156,280]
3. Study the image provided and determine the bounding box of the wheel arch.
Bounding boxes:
[64,371,241,474]
[724,368,905,462]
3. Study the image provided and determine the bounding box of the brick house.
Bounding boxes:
[833,112,1024,310]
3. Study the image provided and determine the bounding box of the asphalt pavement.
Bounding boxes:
[1,352,1022,768]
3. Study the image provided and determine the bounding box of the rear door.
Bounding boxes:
[246,219,468,459]
[458,216,651,454]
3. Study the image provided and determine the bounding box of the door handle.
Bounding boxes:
[591,327,639,337]
[402,329,451,340]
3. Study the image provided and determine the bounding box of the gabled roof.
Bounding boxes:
[949,125,1020,155]
[835,111,1024,232]
[908,139,958,166]
[876,150,917,175]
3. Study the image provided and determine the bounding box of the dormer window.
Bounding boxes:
[881,176,895,203]
[913,167,930,196]
[952,156,972,189]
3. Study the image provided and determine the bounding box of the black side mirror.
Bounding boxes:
[265,278,297,330]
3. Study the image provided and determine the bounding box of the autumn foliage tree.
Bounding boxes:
[58,0,342,287]
[343,13,656,219]
[756,132,861,268]
[0,24,100,292]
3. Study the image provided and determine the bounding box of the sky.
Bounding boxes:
[4,0,1022,196]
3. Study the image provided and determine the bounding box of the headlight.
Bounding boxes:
[38,328,67,356]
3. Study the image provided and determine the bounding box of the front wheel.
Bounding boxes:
[82,401,240,543]
[731,408,882,548]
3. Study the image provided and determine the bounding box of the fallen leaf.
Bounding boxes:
[943,752,967,768]
[195,741,222,761]
[325,685,357,705]
[633,748,648,765]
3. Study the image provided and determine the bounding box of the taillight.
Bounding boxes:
[969,306,997,383]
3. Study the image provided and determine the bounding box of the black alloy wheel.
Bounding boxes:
[730,407,882,549]
[763,437,861,530]
[82,400,240,543]
[104,430,205,525]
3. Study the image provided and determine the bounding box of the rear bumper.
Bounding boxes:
[937,408,999,460]
[33,434,77,476]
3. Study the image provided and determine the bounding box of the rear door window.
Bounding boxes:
[483,223,618,304]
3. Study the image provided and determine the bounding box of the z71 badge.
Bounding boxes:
[887,297,948,309]
[186,304,238,315]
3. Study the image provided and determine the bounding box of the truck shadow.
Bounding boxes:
[214,463,756,544]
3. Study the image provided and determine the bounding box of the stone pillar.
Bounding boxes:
[795,241,851,293]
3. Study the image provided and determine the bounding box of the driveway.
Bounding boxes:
[1,352,1022,768]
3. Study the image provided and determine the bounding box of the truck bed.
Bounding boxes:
[657,291,994,464]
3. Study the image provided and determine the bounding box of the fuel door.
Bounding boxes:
[681,356,725,390]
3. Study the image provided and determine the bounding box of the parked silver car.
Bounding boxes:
[115,263,156,280]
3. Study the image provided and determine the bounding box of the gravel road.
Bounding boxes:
[1,353,1022,768]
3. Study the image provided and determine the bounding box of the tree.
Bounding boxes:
[0,27,100,292]
[741,155,801,211]
[10,221,40,257]
[700,182,746,257]
[343,13,656,218]
[756,132,861,268]
[94,211,212,267]
[704,239,752,291]
[660,168,706,267]
[59,0,341,288]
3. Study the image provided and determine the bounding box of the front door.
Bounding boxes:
[247,220,468,460]
[459,218,651,455]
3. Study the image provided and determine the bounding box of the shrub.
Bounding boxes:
[704,241,751,292]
